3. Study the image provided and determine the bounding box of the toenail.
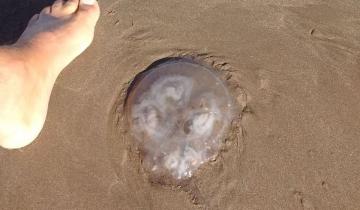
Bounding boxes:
[80,0,96,5]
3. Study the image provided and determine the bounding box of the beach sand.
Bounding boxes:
[1,0,360,209]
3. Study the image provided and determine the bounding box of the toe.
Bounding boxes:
[41,6,51,14]
[51,0,79,17]
[77,0,100,23]
[63,0,80,12]
[28,14,39,25]
[51,0,63,11]
[64,0,80,7]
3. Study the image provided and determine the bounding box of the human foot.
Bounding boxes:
[0,0,100,149]
[17,0,100,79]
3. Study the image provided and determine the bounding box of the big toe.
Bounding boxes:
[77,0,100,23]
[51,0,79,17]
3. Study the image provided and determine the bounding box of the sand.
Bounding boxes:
[1,0,360,209]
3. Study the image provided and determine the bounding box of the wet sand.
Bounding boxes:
[1,0,360,209]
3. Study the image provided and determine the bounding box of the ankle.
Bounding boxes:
[0,46,30,82]
[2,43,58,85]
[0,46,25,67]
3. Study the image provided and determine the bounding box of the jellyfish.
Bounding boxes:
[125,58,235,180]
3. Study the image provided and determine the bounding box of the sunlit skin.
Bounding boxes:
[0,0,100,149]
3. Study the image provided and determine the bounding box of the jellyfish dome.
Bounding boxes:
[125,58,235,179]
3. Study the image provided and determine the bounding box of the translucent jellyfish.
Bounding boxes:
[125,58,235,180]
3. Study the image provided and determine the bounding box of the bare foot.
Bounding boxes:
[0,0,100,149]
[18,0,100,78]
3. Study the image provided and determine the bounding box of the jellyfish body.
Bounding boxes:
[126,59,234,179]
